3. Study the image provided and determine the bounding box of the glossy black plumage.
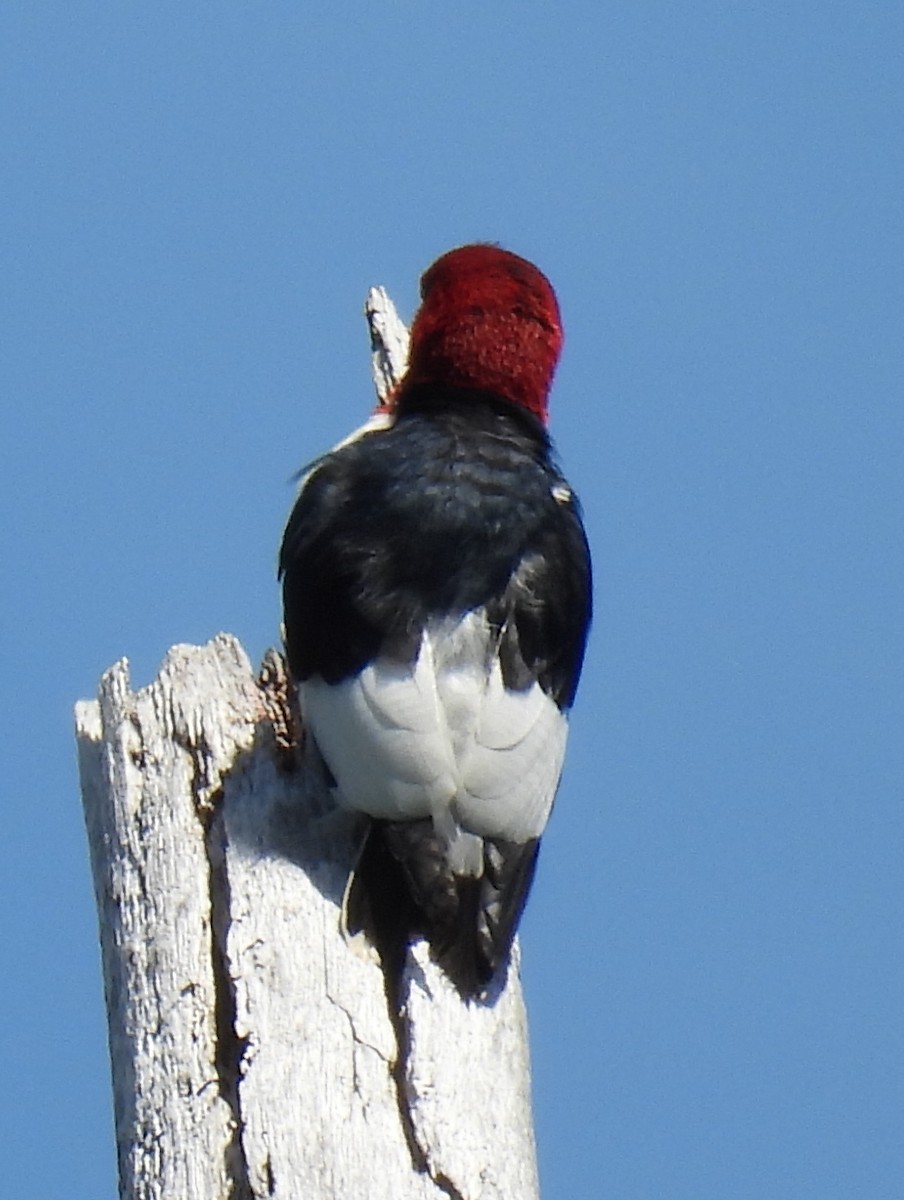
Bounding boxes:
[280,387,590,700]
[279,384,591,998]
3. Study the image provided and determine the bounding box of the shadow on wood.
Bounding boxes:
[76,633,538,1200]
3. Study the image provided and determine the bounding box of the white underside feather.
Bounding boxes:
[300,610,567,864]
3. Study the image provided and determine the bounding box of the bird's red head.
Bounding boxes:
[399,244,563,424]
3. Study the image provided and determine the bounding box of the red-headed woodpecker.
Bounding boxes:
[279,245,591,999]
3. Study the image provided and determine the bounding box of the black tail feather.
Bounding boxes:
[345,818,540,1002]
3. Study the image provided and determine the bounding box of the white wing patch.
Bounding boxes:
[300,610,567,860]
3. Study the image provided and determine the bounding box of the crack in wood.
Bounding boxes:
[203,792,254,1200]
[384,981,467,1200]
[388,991,431,1179]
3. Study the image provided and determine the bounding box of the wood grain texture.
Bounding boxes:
[76,634,539,1200]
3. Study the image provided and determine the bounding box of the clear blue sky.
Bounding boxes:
[3,5,903,1197]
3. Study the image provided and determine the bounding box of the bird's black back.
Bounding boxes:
[279,388,591,707]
